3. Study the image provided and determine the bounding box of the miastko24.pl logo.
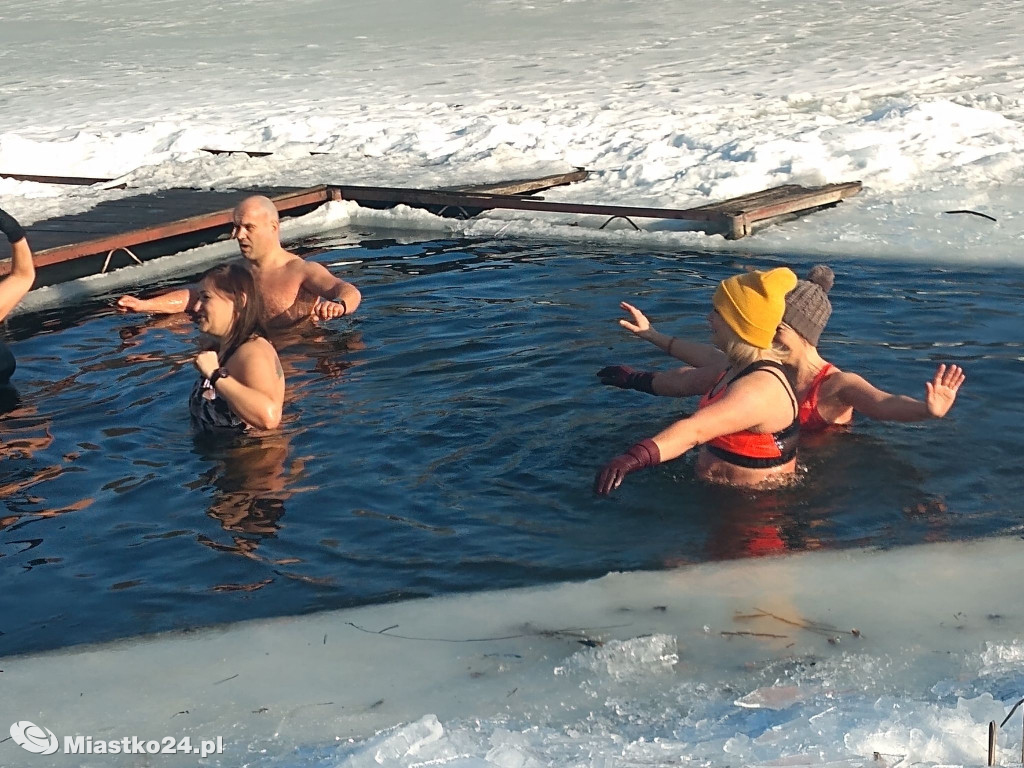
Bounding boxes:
[9,721,224,757]
[9,722,58,754]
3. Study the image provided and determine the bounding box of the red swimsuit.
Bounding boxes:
[697,361,799,469]
[798,363,851,432]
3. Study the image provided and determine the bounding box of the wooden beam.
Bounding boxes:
[0,179,861,284]
[329,184,730,224]
[199,148,329,157]
[0,172,118,186]
[449,169,589,196]
[699,182,861,239]
[0,186,330,277]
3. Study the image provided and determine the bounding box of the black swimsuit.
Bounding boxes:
[0,341,15,386]
[188,339,255,434]
[189,377,246,434]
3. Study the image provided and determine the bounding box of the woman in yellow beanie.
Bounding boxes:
[596,267,802,493]
[597,265,965,431]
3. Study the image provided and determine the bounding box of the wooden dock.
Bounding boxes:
[1,173,860,287]
[13,186,322,288]
[326,181,861,240]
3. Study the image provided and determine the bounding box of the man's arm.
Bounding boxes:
[116,286,197,314]
[301,261,361,320]
[0,208,35,321]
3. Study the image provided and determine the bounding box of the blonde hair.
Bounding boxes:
[718,323,788,369]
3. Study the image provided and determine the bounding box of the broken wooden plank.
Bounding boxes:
[326,180,860,239]
[0,172,119,186]
[692,182,862,239]
[327,184,730,225]
[199,148,329,158]
[448,169,589,196]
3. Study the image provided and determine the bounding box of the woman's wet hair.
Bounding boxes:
[200,264,267,361]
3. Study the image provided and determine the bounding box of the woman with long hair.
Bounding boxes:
[597,265,964,431]
[190,264,284,432]
[596,267,800,493]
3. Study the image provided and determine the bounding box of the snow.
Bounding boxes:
[1,0,1022,266]
[3,537,1024,767]
[1,2,1023,764]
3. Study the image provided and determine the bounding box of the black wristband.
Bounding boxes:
[0,208,26,244]
[338,298,348,316]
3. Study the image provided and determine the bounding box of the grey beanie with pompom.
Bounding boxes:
[782,265,834,346]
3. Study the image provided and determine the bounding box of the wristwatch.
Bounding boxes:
[209,367,231,386]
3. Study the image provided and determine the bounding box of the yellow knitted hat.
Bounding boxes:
[712,267,798,348]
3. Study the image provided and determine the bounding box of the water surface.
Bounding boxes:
[0,236,1019,656]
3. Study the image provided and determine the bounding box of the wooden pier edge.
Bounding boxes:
[27,186,331,273]
[716,182,863,240]
[1,176,862,283]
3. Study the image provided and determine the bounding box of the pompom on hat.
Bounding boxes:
[782,265,834,346]
[712,267,798,349]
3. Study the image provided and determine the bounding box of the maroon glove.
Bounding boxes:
[0,207,25,244]
[596,365,656,394]
[595,439,662,495]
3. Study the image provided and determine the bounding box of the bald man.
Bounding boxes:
[116,196,361,329]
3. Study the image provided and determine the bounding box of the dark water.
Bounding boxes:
[0,236,1021,657]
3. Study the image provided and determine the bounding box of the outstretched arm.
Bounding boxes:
[831,364,965,422]
[618,302,726,368]
[0,208,35,321]
[116,286,197,314]
[597,362,723,397]
[302,261,361,320]
[596,374,773,494]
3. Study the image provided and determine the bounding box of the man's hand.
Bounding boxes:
[618,302,652,336]
[195,350,220,380]
[115,295,146,313]
[312,298,348,321]
[925,364,965,418]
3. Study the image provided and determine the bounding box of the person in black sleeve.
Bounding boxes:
[0,206,36,385]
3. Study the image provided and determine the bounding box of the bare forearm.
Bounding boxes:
[858,395,932,422]
[0,239,35,319]
[640,329,725,367]
[649,421,701,462]
[138,287,195,314]
[651,365,723,397]
[332,281,361,314]
[9,238,34,280]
